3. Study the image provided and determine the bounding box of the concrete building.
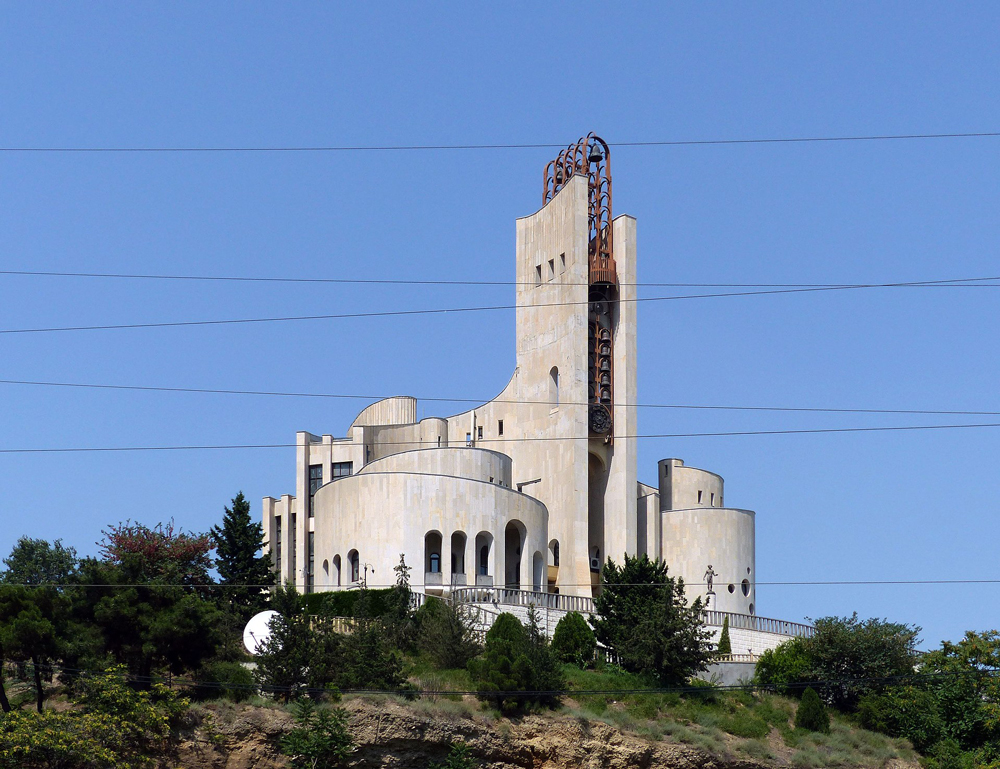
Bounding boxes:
[263,134,759,620]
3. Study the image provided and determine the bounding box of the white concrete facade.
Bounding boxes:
[262,159,759,617]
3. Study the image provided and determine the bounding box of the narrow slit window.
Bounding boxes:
[535,265,542,286]
[710,492,715,506]
[498,419,504,436]
[560,253,566,272]
[548,258,554,279]
[697,490,703,504]
[477,426,483,440]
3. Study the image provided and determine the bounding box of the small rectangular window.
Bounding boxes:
[466,432,472,446]
[498,419,504,436]
[332,461,353,478]
[697,490,703,504]
[477,426,483,439]
[710,492,715,506]
[535,265,542,286]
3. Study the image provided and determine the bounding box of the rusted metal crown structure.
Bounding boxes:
[543,134,618,442]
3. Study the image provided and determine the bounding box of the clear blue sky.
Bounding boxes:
[2,3,998,649]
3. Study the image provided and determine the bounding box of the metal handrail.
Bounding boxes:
[448,586,814,639]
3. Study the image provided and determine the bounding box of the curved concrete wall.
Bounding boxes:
[661,506,755,615]
[360,447,512,487]
[349,396,417,430]
[312,470,547,593]
[659,458,724,510]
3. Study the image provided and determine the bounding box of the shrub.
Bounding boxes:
[856,686,944,752]
[551,611,596,668]
[716,616,732,656]
[468,612,563,712]
[416,599,482,670]
[795,687,830,733]
[430,741,478,769]
[804,614,919,712]
[194,660,256,702]
[0,665,188,768]
[280,699,354,769]
[754,638,812,697]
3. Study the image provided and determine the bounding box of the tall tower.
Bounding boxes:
[507,133,638,596]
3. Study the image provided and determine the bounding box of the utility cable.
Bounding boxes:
[9,579,1000,589]
[3,130,1000,153]
[3,268,1000,289]
[4,276,999,336]
[6,661,999,698]
[6,420,1000,454]
[3,377,1000,418]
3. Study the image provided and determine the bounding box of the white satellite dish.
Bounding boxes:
[243,610,280,655]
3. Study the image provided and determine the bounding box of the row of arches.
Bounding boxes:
[322,550,359,586]
[423,520,549,591]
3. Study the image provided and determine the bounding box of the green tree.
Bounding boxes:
[717,616,732,656]
[805,613,920,711]
[856,686,945,752]
[1,537,78,585]
[254,585,313,701]
[551,611,596,668]
[210,492,275,620]
[754,637,812,696]
[65,557,222,685]
[416,598,482,669]
[0,585,60,712]
[590,554,712,685]
[280,699,354,769]
[921,630,1000,761]
[795,686,830,733]
[468,612,563,712]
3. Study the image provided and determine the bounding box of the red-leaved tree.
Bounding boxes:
[98,520,212,585]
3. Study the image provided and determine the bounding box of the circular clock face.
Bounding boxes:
[590,405,612,434]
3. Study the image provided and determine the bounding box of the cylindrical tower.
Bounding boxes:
[658,459,756,615]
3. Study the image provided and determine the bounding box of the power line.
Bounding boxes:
[9,579,1000,589]
[5,276,999,336]
[5,421,1000,454]
[3,131,1000,153]
[8,661,999,698]
[5,377,1000,419]
[3,268,1000,289]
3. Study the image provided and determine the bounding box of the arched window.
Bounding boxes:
[549,539,560,567]
[348,550,360,583]
[333,554,342,586]
[479,546,489,574]
[425,531,442,574]
[549,366,560,406]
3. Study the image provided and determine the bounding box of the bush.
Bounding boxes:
[0,665,188,768]
[194,660,256,702]
[754,638,812,697]
[804,614,919,712]
[430,742,478,769]
[468,612,563,712]
[280,699,354,769]
[415,599,482,670]
[716,616,732,656]
[856,686,944,752]
[551,612,596,668]
[795,687,830,733]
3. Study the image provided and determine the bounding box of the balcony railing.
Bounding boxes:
[448,587,814,639]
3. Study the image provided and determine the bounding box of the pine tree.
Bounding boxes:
[211,492,275,620]
[717,615,732,656]
[795,686,831,733]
